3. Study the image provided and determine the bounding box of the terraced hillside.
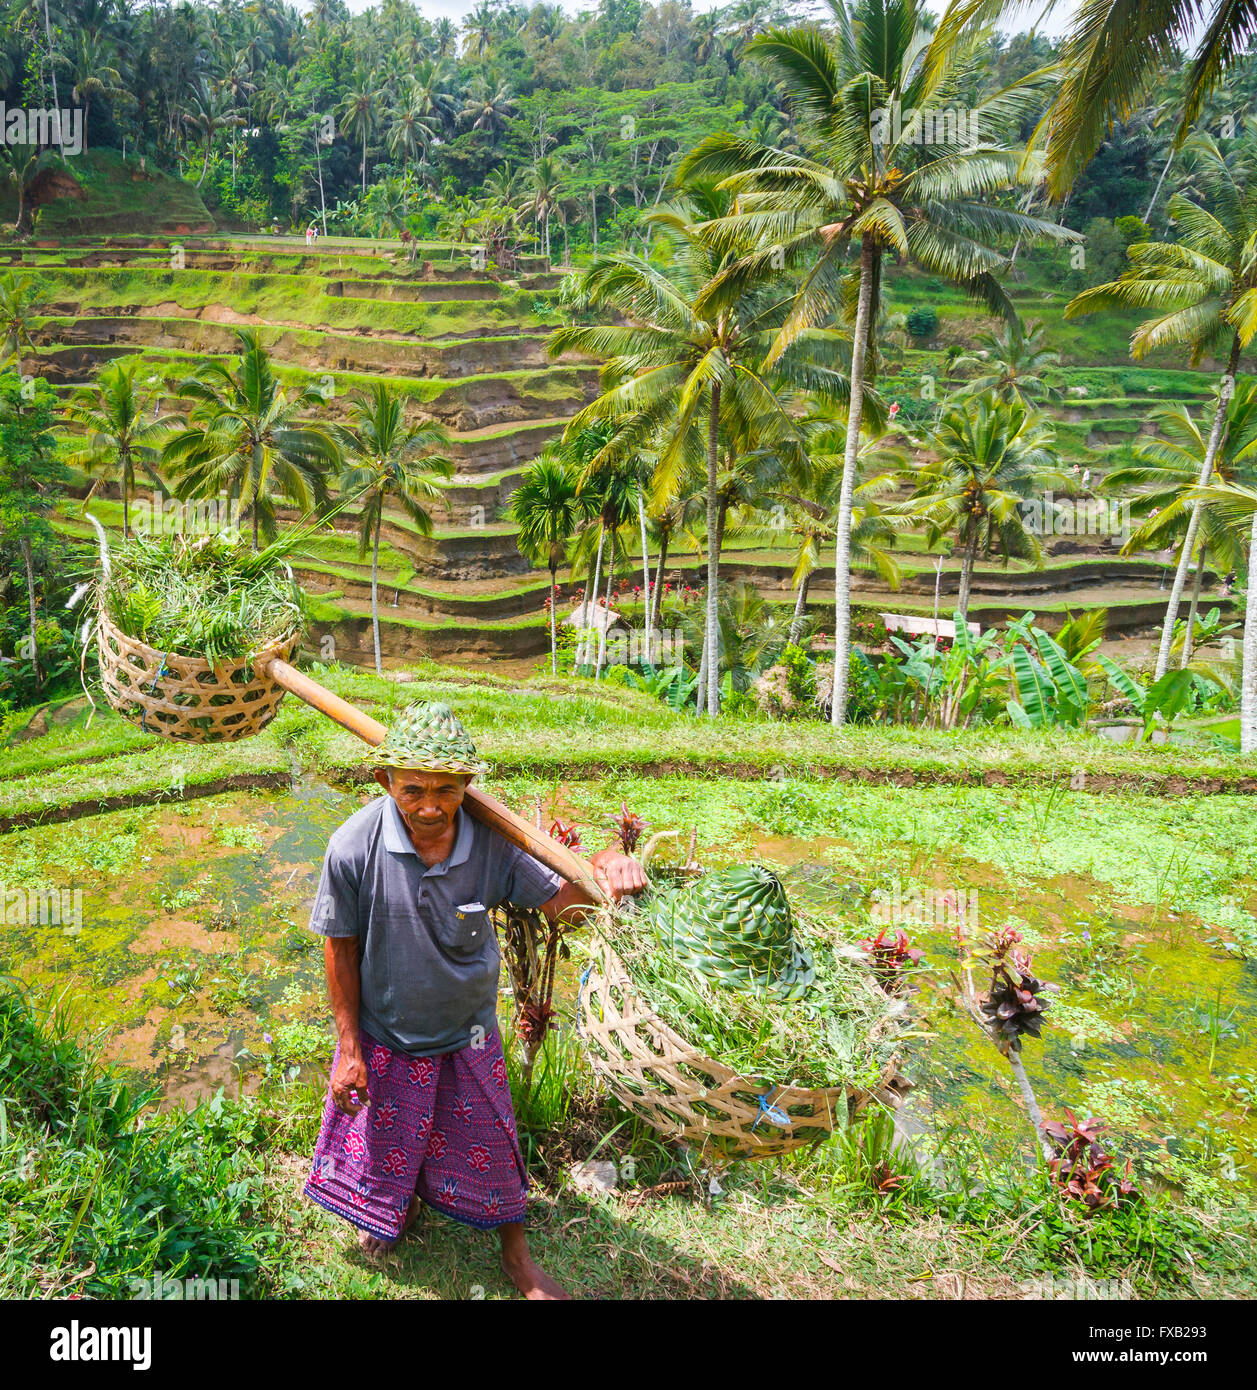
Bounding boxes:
[12,231,1241,667]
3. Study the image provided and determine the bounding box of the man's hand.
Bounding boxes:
[588,848,648,902]
[331,1044,370,1117]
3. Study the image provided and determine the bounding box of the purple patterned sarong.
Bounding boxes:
[303,1025,527,1239]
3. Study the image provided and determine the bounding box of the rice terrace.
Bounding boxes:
[2,0,1257,1328]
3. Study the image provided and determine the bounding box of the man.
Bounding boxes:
[302,701,644,1299]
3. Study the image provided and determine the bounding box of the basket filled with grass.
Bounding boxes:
[93,528,307,743]
[577,865,906,1160]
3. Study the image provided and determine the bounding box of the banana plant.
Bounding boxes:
[1004,612,1093,729]
[1094,657,1217,740]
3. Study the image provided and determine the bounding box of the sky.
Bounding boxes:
[330,1,1084,38]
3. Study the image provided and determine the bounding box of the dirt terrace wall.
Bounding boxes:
[310,614,547,664]
[297,569,542,621]
[34,317,561,377]
[447,420,563,475]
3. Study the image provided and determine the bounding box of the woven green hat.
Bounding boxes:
[646,864,815,1001]
[366,700,487,776]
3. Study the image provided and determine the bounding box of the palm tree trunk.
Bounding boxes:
[651,529,669,656]
[548,562,558,677]
[637,493,651,661]
[583,523,605,671]
[362,126,367,195]
[1155,336,1241,682]
[1143,147,1175,225]
[704,386,721,716]
[42,0,65,160]
[198,136,211,188]
[831,238,876,727]
[21,536,41,687]
[1242,511,1257,754]
[590,190,597,252]
[1180,543,1207,669]
[789,571,811,646]
[595,529,615,679]
[957,524,980,623]
[371,516,383,677]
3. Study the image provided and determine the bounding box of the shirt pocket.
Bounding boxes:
[436,906,492,956]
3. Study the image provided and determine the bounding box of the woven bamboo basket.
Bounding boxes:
[96,607,301,744]
[577,932,905,1161]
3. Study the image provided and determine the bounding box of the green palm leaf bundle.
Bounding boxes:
[596,866,900,1091]
[97,529,309,669]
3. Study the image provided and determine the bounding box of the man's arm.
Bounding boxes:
[325,937,369,1116]
[539,847,647,924]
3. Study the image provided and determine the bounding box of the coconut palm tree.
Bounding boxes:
[64,30,129,156]
[509,451,588,675]
[0,271,38,366]
[548,188,814,715]
[1188,481,1257,752]
[163,329,339,548]
[64,360,170,537]
[522,153,566,263]
[337,76,380,195]
[459,71,516,142]
[1067,134,1257,682]
[680,0,1077,723]
[895,391,1064,622]
[1106,385,1257,665]
[183,76,240,188]
[387,92,438,171]
[334,382,453,677]
[773,424,907,642]
[943,0,1257,200]
[954,318,1061,405]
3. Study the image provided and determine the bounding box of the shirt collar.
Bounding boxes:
[382,797,472,875]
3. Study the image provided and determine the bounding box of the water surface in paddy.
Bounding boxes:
[1,773,1253,1205]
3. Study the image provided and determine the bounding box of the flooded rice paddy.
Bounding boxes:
[0,769,1253,1209]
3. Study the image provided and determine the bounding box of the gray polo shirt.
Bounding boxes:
[309,794,563,1056]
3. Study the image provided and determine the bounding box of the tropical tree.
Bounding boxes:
[522,153,566,262]
[64,30,129,156]
[954,318,1061,405]
[183,77,241,188]
[681,0,1077,723]
[549,188,817,715]
[1067,134,1257,682]
[1107,384,1257,665]
[337,75,380,195]
[63,360,169,537]
[0,271,38,367]
[896,391,1063,622]
[1189,482,1257,752]
[334,382,453,677]
[162,329,339,548]
[943,0,1257,200]
[459,71,516,141]
[509,451,587,675]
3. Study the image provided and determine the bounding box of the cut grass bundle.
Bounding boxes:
[577,870,906,1159]
[598,889,901,1093]
[98,531,307,668]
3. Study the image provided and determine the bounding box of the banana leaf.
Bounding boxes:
[1010,643,1054,726]
[1032,627,1088,725]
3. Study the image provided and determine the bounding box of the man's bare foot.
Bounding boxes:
[358,1196,422,1261]
[501,1247,570,1300]
[499,1222,569,1299]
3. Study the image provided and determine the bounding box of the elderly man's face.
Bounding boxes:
[375,767,468,838]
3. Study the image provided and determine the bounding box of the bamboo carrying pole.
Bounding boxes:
[256,655,608,904]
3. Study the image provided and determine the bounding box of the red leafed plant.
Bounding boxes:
[859,926,923,988]
[548,818,582,850]
[609,802,649,855]
[979,927,1051,1050]
[1043,1111,1139,1213]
